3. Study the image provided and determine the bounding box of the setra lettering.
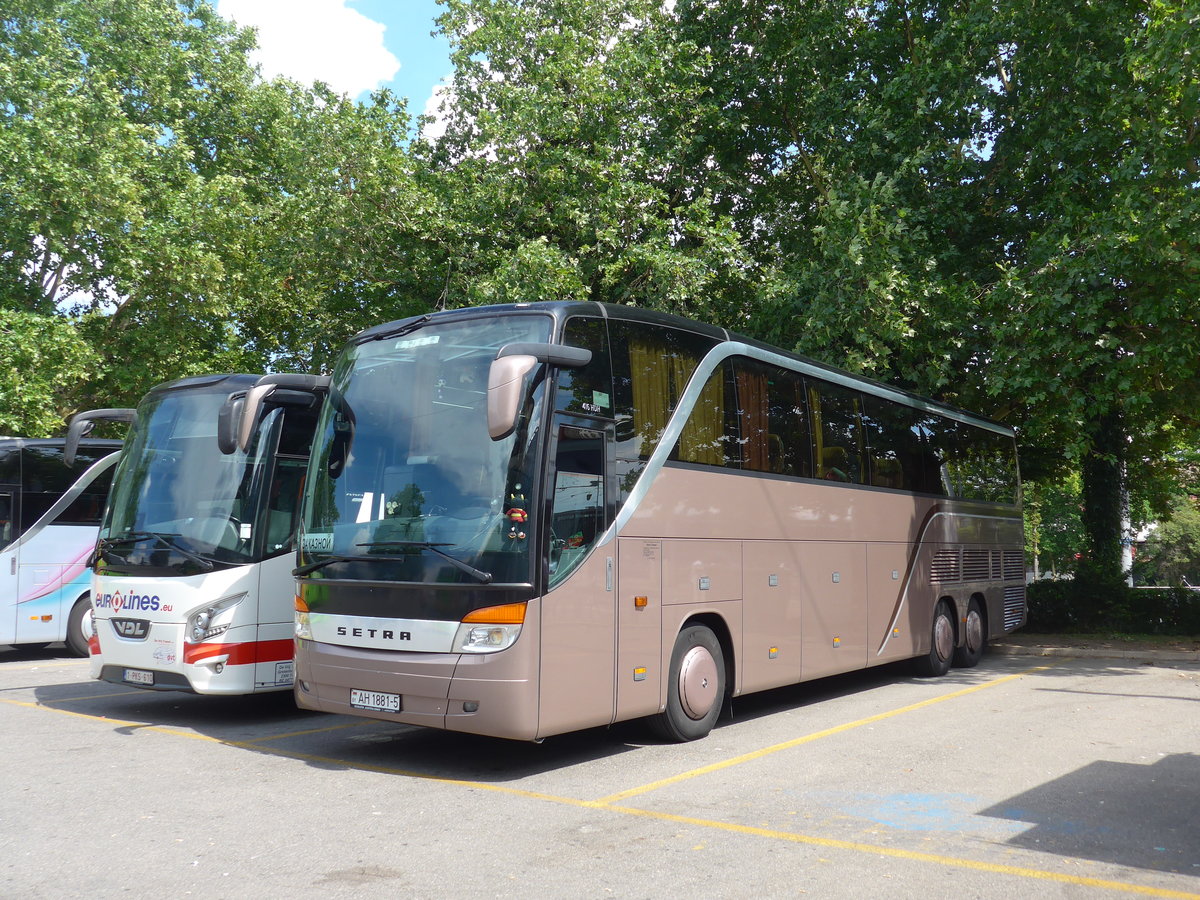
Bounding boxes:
[335,626,411,641]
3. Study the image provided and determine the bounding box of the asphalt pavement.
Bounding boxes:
[2,642,1198,899]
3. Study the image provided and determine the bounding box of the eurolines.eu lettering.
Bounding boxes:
[95,591,161,612]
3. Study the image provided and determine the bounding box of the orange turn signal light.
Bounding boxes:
[462,602,527,625]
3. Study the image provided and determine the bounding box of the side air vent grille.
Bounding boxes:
[1003,551,1025,580]
[931,549,960,583]
[962,550,991,581]
[1003,585,1026,630]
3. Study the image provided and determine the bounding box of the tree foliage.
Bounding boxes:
[0,0,445,428]
[0,0,1196,590]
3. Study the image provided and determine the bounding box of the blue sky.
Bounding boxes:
[215,0,453,121]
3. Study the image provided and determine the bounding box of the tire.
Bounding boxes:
[953,598,986,668]
[651,624,726,742]
[66,596,93,658]
[914,600,955,677]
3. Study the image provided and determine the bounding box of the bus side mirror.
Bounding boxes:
[235,374,331,454]
[65,408,136,465]
[488,355,539,440]
[487,343,592,441]
[217,393,246,455]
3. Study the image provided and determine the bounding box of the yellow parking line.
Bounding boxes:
[239,720,376,742]
[595,660,1069,805]
[598,805,1200,899]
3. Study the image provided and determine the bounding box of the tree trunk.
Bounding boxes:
[1080,409,1127,581]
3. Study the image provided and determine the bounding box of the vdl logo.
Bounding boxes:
[111,618,150,640]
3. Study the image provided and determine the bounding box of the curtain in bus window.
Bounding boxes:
[612,322,718,463]
[676,367,730,467]
[736,364,769,471]
[627,337,700,460]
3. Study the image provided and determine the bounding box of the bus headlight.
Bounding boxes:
[295,595,312,640]
[453,602,526,654]
[186,592,247,643]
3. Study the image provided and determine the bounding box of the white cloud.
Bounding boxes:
[217,0,400,98]
[420,80,454,141]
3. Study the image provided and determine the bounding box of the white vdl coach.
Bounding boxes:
[70,373,324,693]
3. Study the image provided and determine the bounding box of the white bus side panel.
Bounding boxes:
[0,525,95,646]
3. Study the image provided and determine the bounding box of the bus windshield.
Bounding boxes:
[300,313,552,586]
[101,386,281,572]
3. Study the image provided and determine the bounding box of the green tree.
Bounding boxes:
[663,0,1199,582]
[0,0,446,428]
[431,0,747,317]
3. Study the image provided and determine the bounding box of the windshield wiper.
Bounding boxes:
[99,531,215,571]
[365,314,432,343]
[359,541,494,584]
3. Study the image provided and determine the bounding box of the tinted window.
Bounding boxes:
[20,446,111,530]
[672,360,739,468]
[944,424,1019,503]
[861,396,926,491]
[733,359,812,478]
[610,322,718,462]
[809,381,866,484]
[0,491,13,550]
[51,463,114,526]
[0,448,18,483]
[557,317,614,419]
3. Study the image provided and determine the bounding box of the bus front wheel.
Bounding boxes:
[66,597,92,658]
[652,624,725,742]
[914,601,954,677]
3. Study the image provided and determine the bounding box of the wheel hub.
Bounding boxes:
[964,609,983,652]
[933,613,954,661]
[678,645,718,720]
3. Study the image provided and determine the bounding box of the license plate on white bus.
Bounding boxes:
[123,669,154,686]
[350,689,400,713]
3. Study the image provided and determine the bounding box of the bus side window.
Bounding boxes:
[733,358,812,478]
[861,396,922,491]
[548,426,605,587]
[809,380,867,484]
[0,492,12,550]
[557,317,614,420]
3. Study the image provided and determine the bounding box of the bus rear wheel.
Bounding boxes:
[652,624,725,742]
[953,598,986,668]
[66,597,92,658]
[914,601,954,677]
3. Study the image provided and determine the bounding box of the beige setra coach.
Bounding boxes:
[270,302,1025,742]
